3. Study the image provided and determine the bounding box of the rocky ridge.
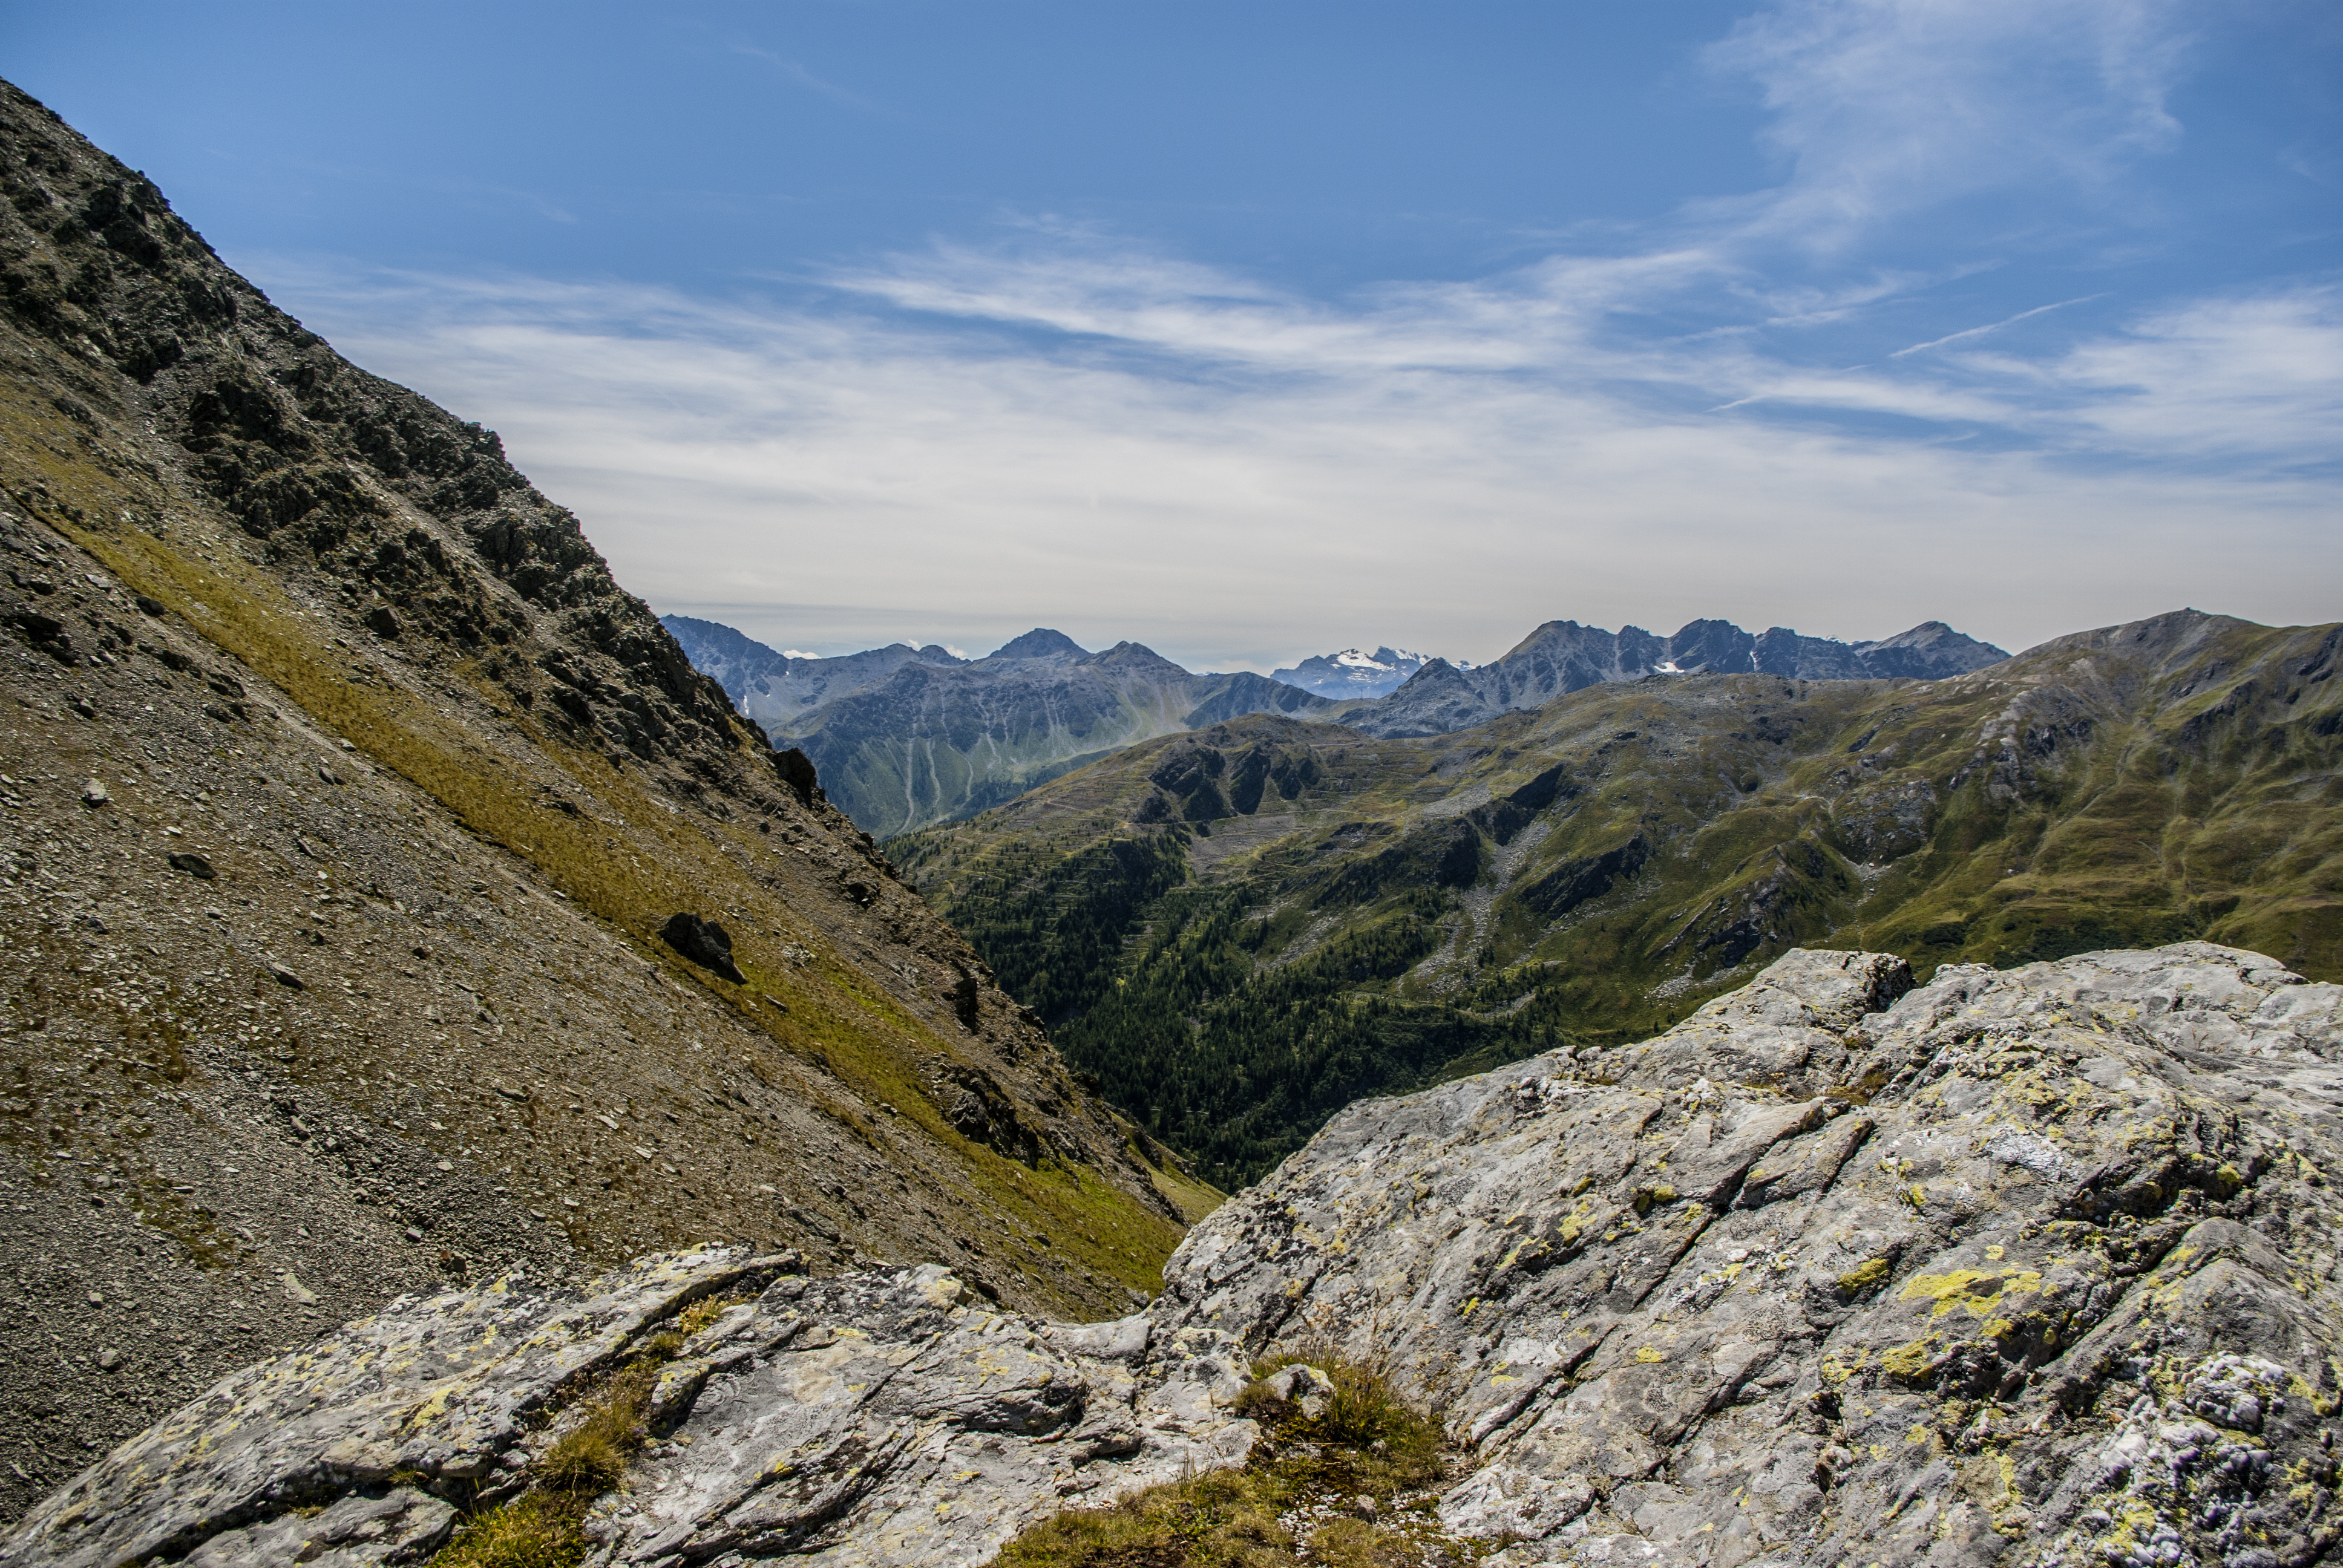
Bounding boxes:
[1343,618,2009,739]
[9,941,2338,1567]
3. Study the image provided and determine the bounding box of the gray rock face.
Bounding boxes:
[10,943,2339,1568]
[1,1249,1253,1568]
[1154,942,2343,1566]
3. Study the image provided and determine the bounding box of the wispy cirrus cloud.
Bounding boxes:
[1704,0,2193,245]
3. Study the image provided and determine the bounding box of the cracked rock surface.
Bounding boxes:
[1158,942,2343,1567]
[7,942,2341,1567]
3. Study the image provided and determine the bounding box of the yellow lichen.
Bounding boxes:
[1879,1337,1940,1383]
[1837,1257,1892,1296]
[1898,1268,2043,1319]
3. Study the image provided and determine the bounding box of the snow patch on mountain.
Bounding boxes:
[1271,645,1434,699]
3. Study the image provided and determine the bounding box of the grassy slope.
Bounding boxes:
[893,615,2343,1186]
[0,71,1203,1322]
[0,367,1191,1315]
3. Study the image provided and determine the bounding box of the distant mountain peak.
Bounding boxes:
[989,628,1089,661]
[1343,616,2009,739]
[1272,645,1434,699]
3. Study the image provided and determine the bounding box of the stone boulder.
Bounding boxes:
[7,943,2338,1568]
[1152,942,2343,1566]
[659,912,746,984]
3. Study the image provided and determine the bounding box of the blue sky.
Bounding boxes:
[8,0,2339,669]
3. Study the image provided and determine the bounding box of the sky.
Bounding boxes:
[6,0,2339,671]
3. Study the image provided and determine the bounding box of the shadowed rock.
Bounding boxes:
[660,912,744,983]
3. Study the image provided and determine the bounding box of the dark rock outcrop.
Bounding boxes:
[660,913,745,983]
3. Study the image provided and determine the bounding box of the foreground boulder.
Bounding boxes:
[6,943,2339,1567]
[1157,942,2343,1566]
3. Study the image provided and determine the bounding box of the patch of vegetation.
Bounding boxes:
[531,1359,656,1495]
[429,1493,587,1568]
[428,1301,707,1568]
[992,1353,1480,1568]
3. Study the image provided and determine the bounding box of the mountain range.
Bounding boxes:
[1338,617,2008,738]
[891,606,2342,1186]
[666,615,2009,836]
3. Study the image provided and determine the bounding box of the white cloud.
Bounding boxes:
[1705,0,2192,246]
[268,255,2337,671]
[244,0,2339,671]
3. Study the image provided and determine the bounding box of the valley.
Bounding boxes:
[892,611,2343,1187]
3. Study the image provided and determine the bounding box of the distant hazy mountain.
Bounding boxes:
[1270,645,1432,699]
[665,619,1337,835]
[989,627,1089,660]
[1342,618,2007,738]
[661,616,968,730]
[666,613,2005,832]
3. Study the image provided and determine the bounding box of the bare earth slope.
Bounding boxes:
[0,80,1201,1520]
[7,942,2336,1568]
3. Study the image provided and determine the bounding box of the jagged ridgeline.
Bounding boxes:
[661,616,1339,838]
[893,612,2343,1187]
[0,81,1213,1518]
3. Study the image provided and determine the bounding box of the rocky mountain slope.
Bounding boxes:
[0,80,1208,1521]
[1270,644,1432,699]
[658,615,968,731]
[1342,618,2008,739]
[755,632,1337,838]
[9,941,2338,1568]
[892,609,2342,1185]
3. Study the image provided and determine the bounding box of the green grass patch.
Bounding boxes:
[993,1352,1476,1568]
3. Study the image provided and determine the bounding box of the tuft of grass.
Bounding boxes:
[534,1360,657,1495]
[427,1346,673,1568]
[675,1292,743,1338]
[994,1353,1472,1567]
[430,1494,586,1568]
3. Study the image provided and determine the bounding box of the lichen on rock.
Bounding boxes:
[5,942,2339,1567]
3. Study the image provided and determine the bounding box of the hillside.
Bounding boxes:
[0,80,1211,1519]
[892,609,2343,1186]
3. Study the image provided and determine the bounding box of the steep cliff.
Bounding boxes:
[8,942,2336,1567]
